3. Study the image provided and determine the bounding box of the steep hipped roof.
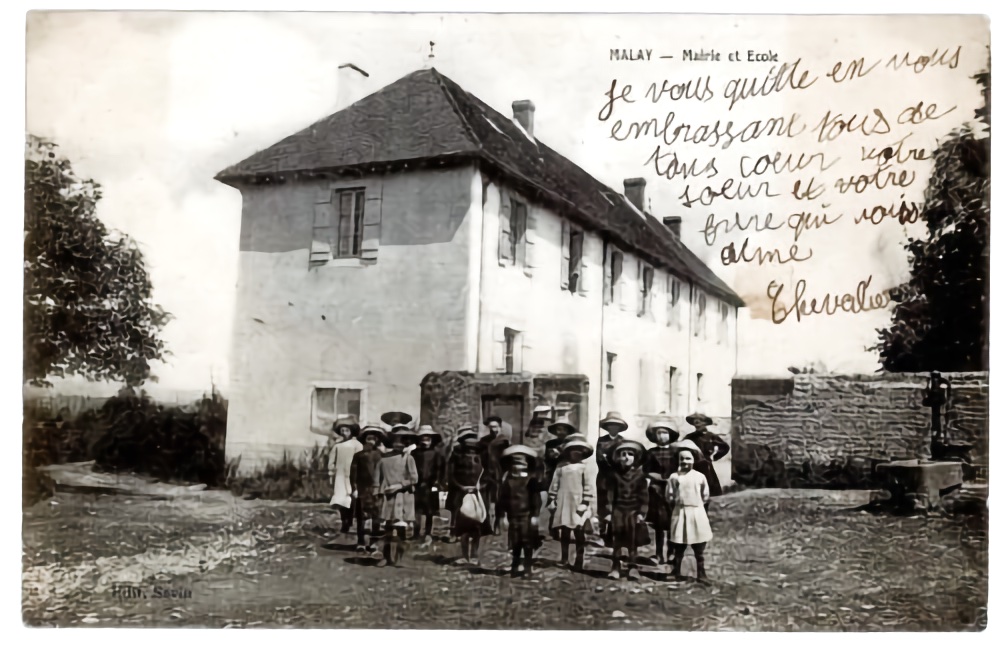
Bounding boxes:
[216,68,743,306]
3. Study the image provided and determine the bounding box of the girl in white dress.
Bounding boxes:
[667,441,713,582]
[547,438,594,570]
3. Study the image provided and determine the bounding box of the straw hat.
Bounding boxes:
[612,439,646,460]
[645,415,680,444]
[671,439,705,461]
[685,413,714,427]
[455,424,478,443]
[547,416,577,436]
[501,444,539,468]
[559,438,594,461]
[389,428,418,448]
[381,411,414,427]
[599,411,629,433]
[331,414,361,438]
[414,424,442,445]
[358,424,386,444]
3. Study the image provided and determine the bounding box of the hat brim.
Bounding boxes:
[359,428,386,442]
[559,443,594,460]
[613,442,646,458]
[685,414,714,426]
[600,419,629,432]
[671,441,705,461]
[417,432,443,445]
[645,425,680,444]
[381,412,414,426]
[332,421,362,437]
[456,431,479,442]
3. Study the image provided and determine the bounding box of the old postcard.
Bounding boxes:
[22,11,989,630]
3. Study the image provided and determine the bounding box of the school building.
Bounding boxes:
[215,65,743,469]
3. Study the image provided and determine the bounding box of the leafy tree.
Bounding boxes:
[877,64,990,372]
[24,135,170,386]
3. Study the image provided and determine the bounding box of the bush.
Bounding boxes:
[89,387,227,486]
[227,444,333,502]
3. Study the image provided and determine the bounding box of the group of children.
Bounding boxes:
[326,409,730,582]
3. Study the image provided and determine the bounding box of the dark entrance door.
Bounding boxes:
[482,395,524,443]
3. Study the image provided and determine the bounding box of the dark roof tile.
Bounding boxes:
[216,68,743,306]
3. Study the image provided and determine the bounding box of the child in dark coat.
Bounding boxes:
[496,445,544,578]
[411,425,446,545]
[644,418,681,565]
[350,425,385,552]
[606,440,650,580]
[447,425,491,565]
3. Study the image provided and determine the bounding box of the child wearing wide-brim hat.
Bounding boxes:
[606,440,651,580]
[548,439,594,571]
[375,429,419,567]
[683,414,729,501]
[351,425,387,552]
[597,412,629,543]
[644,416,681,565]
[666,441,713,582]
[497,445,544,578]
[328,414,363,536]
[447,424,490,562]
[411,424,445,545]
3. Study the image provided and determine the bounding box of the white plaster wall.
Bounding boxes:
[226,166,481,468]
[476,178,604,445]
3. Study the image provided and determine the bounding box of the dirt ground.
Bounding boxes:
[22,487,987,630]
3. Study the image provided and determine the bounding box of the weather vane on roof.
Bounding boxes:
[429,41,436,61]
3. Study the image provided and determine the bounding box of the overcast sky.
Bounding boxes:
[25,12,989,396]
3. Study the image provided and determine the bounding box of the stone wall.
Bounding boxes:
[731,373,989,488]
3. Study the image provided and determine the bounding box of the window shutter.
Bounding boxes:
[560,220,571,290]
[603,244,613,305]
[311,202,335,265]
[649,270,660,323]
[619,258,629,311]
[492,323,506,371]
[577,233,589,295]
[524,206,537,277]
[498,191,513,266]
[361,182,382,261]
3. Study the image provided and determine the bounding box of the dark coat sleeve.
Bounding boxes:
[350,453,360,489]
[529,478,542,517]
[496,480,510,518]
[711,433,731,461]
[638,474,650,516]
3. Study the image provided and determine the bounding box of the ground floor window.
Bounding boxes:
[311,385,364,433]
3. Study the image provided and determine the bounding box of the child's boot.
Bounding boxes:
[627,562,640,581]
[696,557,709,583]
[559,542,570,566]
[608,558,621,580]
[573,543,586,571]
[523,549,534,579]
[670,553,683,579]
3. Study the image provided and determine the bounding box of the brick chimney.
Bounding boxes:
[624,178,646,212]
[336,63,370,111]
[512,100,535,136]
[662,216,682,238]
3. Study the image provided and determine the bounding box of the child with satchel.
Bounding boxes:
[447,425,491,565]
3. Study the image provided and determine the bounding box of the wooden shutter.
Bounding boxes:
[560,220,571,290]
[603,243,613,305]
[523,205,537,277]
[311,201,335,266]
[649,268,659,323]
[577,232,589,295]
[492,323,507,371]
[361,181,382,261]
[498,191,513,266]
[616,255,627,311]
